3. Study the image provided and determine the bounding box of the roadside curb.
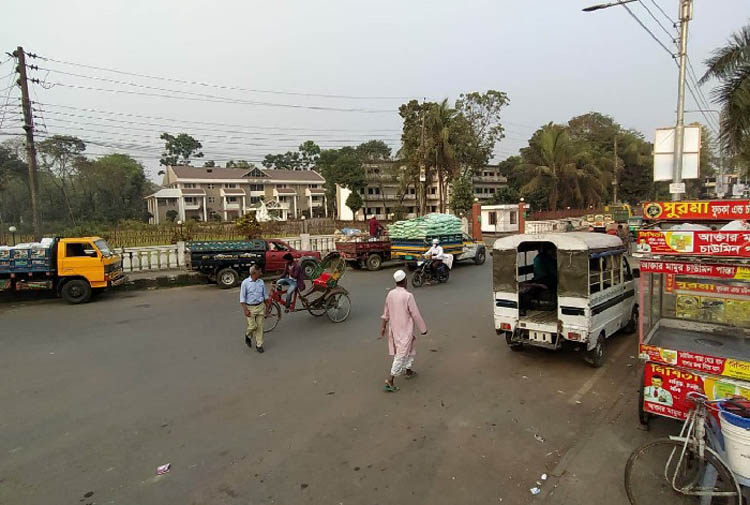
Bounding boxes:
[122,272,209,291]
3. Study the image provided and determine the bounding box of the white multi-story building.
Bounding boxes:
[145,165,327,223]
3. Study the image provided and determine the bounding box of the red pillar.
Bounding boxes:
[518,201,526,234]
[471,202,482,241]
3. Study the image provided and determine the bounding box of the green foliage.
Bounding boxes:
[454,90,509,170]
[166,210,179,222]
[263,141,321,170]
[519,123,604,210]
[700,23,750,160]
[159,133,204,166]
[488,186,520,204]
[449,175,474,215]
[236,213,261,239]
[317,146,365,215]
[225,160,253,168]
[356,140,392,161]
[203,160,216,167]
[345,191,363,215]
[392,205,408,221]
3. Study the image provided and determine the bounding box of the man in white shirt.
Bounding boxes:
[424,239,448,278]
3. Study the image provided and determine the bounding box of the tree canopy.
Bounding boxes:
[263,141,321,171]
[159,133,204,167]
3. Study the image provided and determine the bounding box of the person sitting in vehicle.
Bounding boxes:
[532,244,557,291]
[424,238,447,275]
[276,253,306,311]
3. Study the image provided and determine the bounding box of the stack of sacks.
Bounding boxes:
[388,213,462,239]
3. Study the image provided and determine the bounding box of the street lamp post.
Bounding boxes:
[8,226,17,246]
[583,0,694,202]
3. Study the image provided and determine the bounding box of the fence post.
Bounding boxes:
[177,241,185,268]
[300,233,310,251]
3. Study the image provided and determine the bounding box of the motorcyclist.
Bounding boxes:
[424,238,447,278]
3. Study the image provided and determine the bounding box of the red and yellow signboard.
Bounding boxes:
[636,230,750,257]
[640,259,750,280]
[643,200,750,221]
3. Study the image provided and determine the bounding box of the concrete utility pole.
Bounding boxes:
[612,134,619,205]
[13,46,42,239]
[672,0,692,202]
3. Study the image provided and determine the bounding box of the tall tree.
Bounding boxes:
[356,140,392,161]
[38,135,87,225]
[454,90,509,170]
[159,133,204,166]
[316,147,365,216]
[449,174,474,215]
[263,141,321,171]
[519,124,604,210]
[699,23,750,162]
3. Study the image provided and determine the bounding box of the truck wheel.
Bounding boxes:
[301,260,318,280]
[506,332,523,351]
[366,253,382,271]
[474,248,486,265]
[61,279,92,304]
[217,268,239,289]
[585,335,606,368]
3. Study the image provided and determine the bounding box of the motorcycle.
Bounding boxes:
[411,256,449,288]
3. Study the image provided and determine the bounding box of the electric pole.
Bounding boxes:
[672,0,692,202]
[14,46,41,238]
[612,134,619,205]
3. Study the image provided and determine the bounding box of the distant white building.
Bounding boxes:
[481,204,519,234]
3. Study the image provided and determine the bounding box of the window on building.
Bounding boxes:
[309,184,320,188]
[385,207,391,214]
[368,187,374,195]
[183,183,196,188]
[250,196,261,204]
[430,187,437,195]
[510,211,517,225]
[207,184,215,189]
[184,197,195,204]
[489,212,497,225]
[208,197,215,204]
[408,207,415,213]
[409,187,416,195]
[430,206,437,212]
[375,207,382,215]
[359,188,365,194]
[227,196,238,203]
[489,187,495,194]
[225,183,237,188]
[249,184,264,191]
[276,184,287,189]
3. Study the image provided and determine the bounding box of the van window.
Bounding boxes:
[612,254,622,285]
[589,257,601,294]
[558,251,588,297]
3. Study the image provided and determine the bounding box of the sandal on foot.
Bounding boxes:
[383,383,400,392]
[405,371,418,380]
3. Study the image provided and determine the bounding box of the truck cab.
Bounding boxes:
[56,237,124,303]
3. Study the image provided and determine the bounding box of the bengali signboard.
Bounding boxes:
[640,344,750,382]
[636,230,750,257]
[643,200,750,221]
[640,260,750,280]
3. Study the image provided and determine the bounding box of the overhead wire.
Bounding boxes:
[636,0,677,42]
[0,58,18,130]
[649,0,677,26]
[29,53,418,101]
[620,2,677,58]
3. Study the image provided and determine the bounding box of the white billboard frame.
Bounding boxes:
[653,125,701,181]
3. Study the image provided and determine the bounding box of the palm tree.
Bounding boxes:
[699,23,750,157]
[426,99,459,213]
[520,124,605,210]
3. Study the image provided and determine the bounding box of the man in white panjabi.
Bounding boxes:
[381,270,428,392]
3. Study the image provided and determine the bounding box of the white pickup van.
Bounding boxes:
[492,232,638,367]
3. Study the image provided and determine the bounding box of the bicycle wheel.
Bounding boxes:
[325,292,351,323]
[624,438,739,505]
[263,302,281,333]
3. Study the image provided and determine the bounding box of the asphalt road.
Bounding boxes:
[0,260,638,505]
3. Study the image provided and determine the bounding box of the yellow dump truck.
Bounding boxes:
[0,236,124,303]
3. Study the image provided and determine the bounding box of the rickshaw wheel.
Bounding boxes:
[263,302,281,333]
[325,292,351,323]
[306,293,327,317]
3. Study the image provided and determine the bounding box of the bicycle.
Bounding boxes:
[624,392,742,504]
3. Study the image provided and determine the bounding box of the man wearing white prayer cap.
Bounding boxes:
[380,269,427,392]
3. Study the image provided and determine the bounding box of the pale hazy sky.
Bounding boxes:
[2,0,748,180]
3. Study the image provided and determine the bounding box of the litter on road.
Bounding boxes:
[156,463,171,475]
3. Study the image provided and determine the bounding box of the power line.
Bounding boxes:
[649,0,676,26]
[29,53,417,101]
[44,81,395,113]
[637,0,676,42]
[35,102,401,133]
[621,2,676,58]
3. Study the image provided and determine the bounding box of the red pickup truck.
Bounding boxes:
[187,238,321,288]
